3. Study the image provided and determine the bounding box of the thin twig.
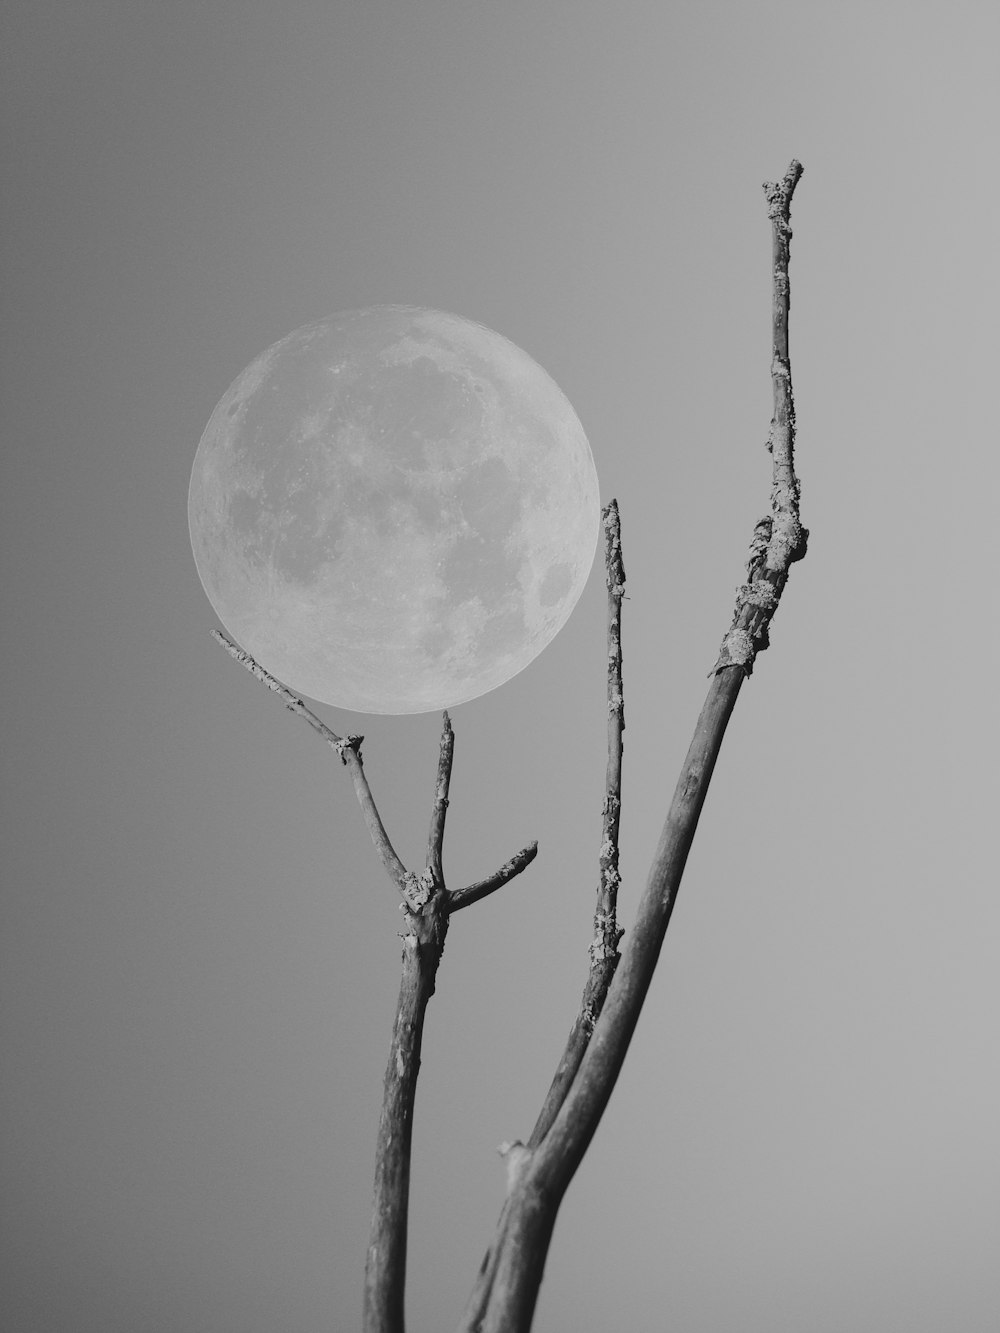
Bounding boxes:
[459,500,628,1330]
[213,630,410,891]
[529,499,626,1145]
[447,843,539,912]
[470,159,809,1333]
[426,712,454,884]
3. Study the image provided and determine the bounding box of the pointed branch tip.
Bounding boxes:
[448,841,539,912]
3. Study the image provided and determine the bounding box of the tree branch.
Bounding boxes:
[529,498,626,1146]
[212,631,542,1330]
[459,502,628,1330]
[364,894,449,1333]
[212,630,410,891]
[471,159,809,1333]
[447,843,539,912]
[712,158,807,674]
[426,712,454,884]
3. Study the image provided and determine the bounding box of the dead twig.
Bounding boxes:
[460,498,628,1329]
[212,630,408,890]
[532,496,627,1141]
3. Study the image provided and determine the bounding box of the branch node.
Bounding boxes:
[401,866,436,913]
[334,734,364,765]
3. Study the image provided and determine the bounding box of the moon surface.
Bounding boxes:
[188,306,599,714]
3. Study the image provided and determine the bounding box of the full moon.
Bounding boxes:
[189,306,599,714]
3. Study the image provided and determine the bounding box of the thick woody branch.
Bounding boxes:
[447,843,539,912]
[480,672,744,1332]
[212,630,409,891]
[472,161,809,1333]
[364,895,449,1333]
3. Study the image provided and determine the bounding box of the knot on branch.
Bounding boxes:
[600,865,621,893]
[401,866,436,912]
[735,581,778,612]
[589,909,624,963]
[766,514,808,570]
[589,939,623,965]
[334,733,364,765]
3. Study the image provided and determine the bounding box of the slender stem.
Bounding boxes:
[447,843,539,912]
[363,896,449,1333]
[211,630,409,889]
[426,712,454,883]
[458,502,628,1331]
[529,499,626,1146]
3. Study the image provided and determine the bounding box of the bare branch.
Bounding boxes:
[364,896,449,1333]
[528,499,626,1147]
[460,503,628,1330]
[712,158,807,674]
[472,160,810,1333]
[447,842,539,912]
[426,711,454,884]
[212,639,538,1332]
[212,630,409,891]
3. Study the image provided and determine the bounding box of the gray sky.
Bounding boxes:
[3,3,999,1330]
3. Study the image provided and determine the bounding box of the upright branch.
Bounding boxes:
[364,713,455,1333]
[713,158,807,674]
[460,501,628,1330]
[426,712,454,884]
[211,637,537,1333]
[530,499,626,1147]
[469,160,808,1333]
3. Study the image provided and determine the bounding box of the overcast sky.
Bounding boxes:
[3,3,999,1330]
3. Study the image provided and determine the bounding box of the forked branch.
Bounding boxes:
[212,637,537,1333]
[468,160,808,1333]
